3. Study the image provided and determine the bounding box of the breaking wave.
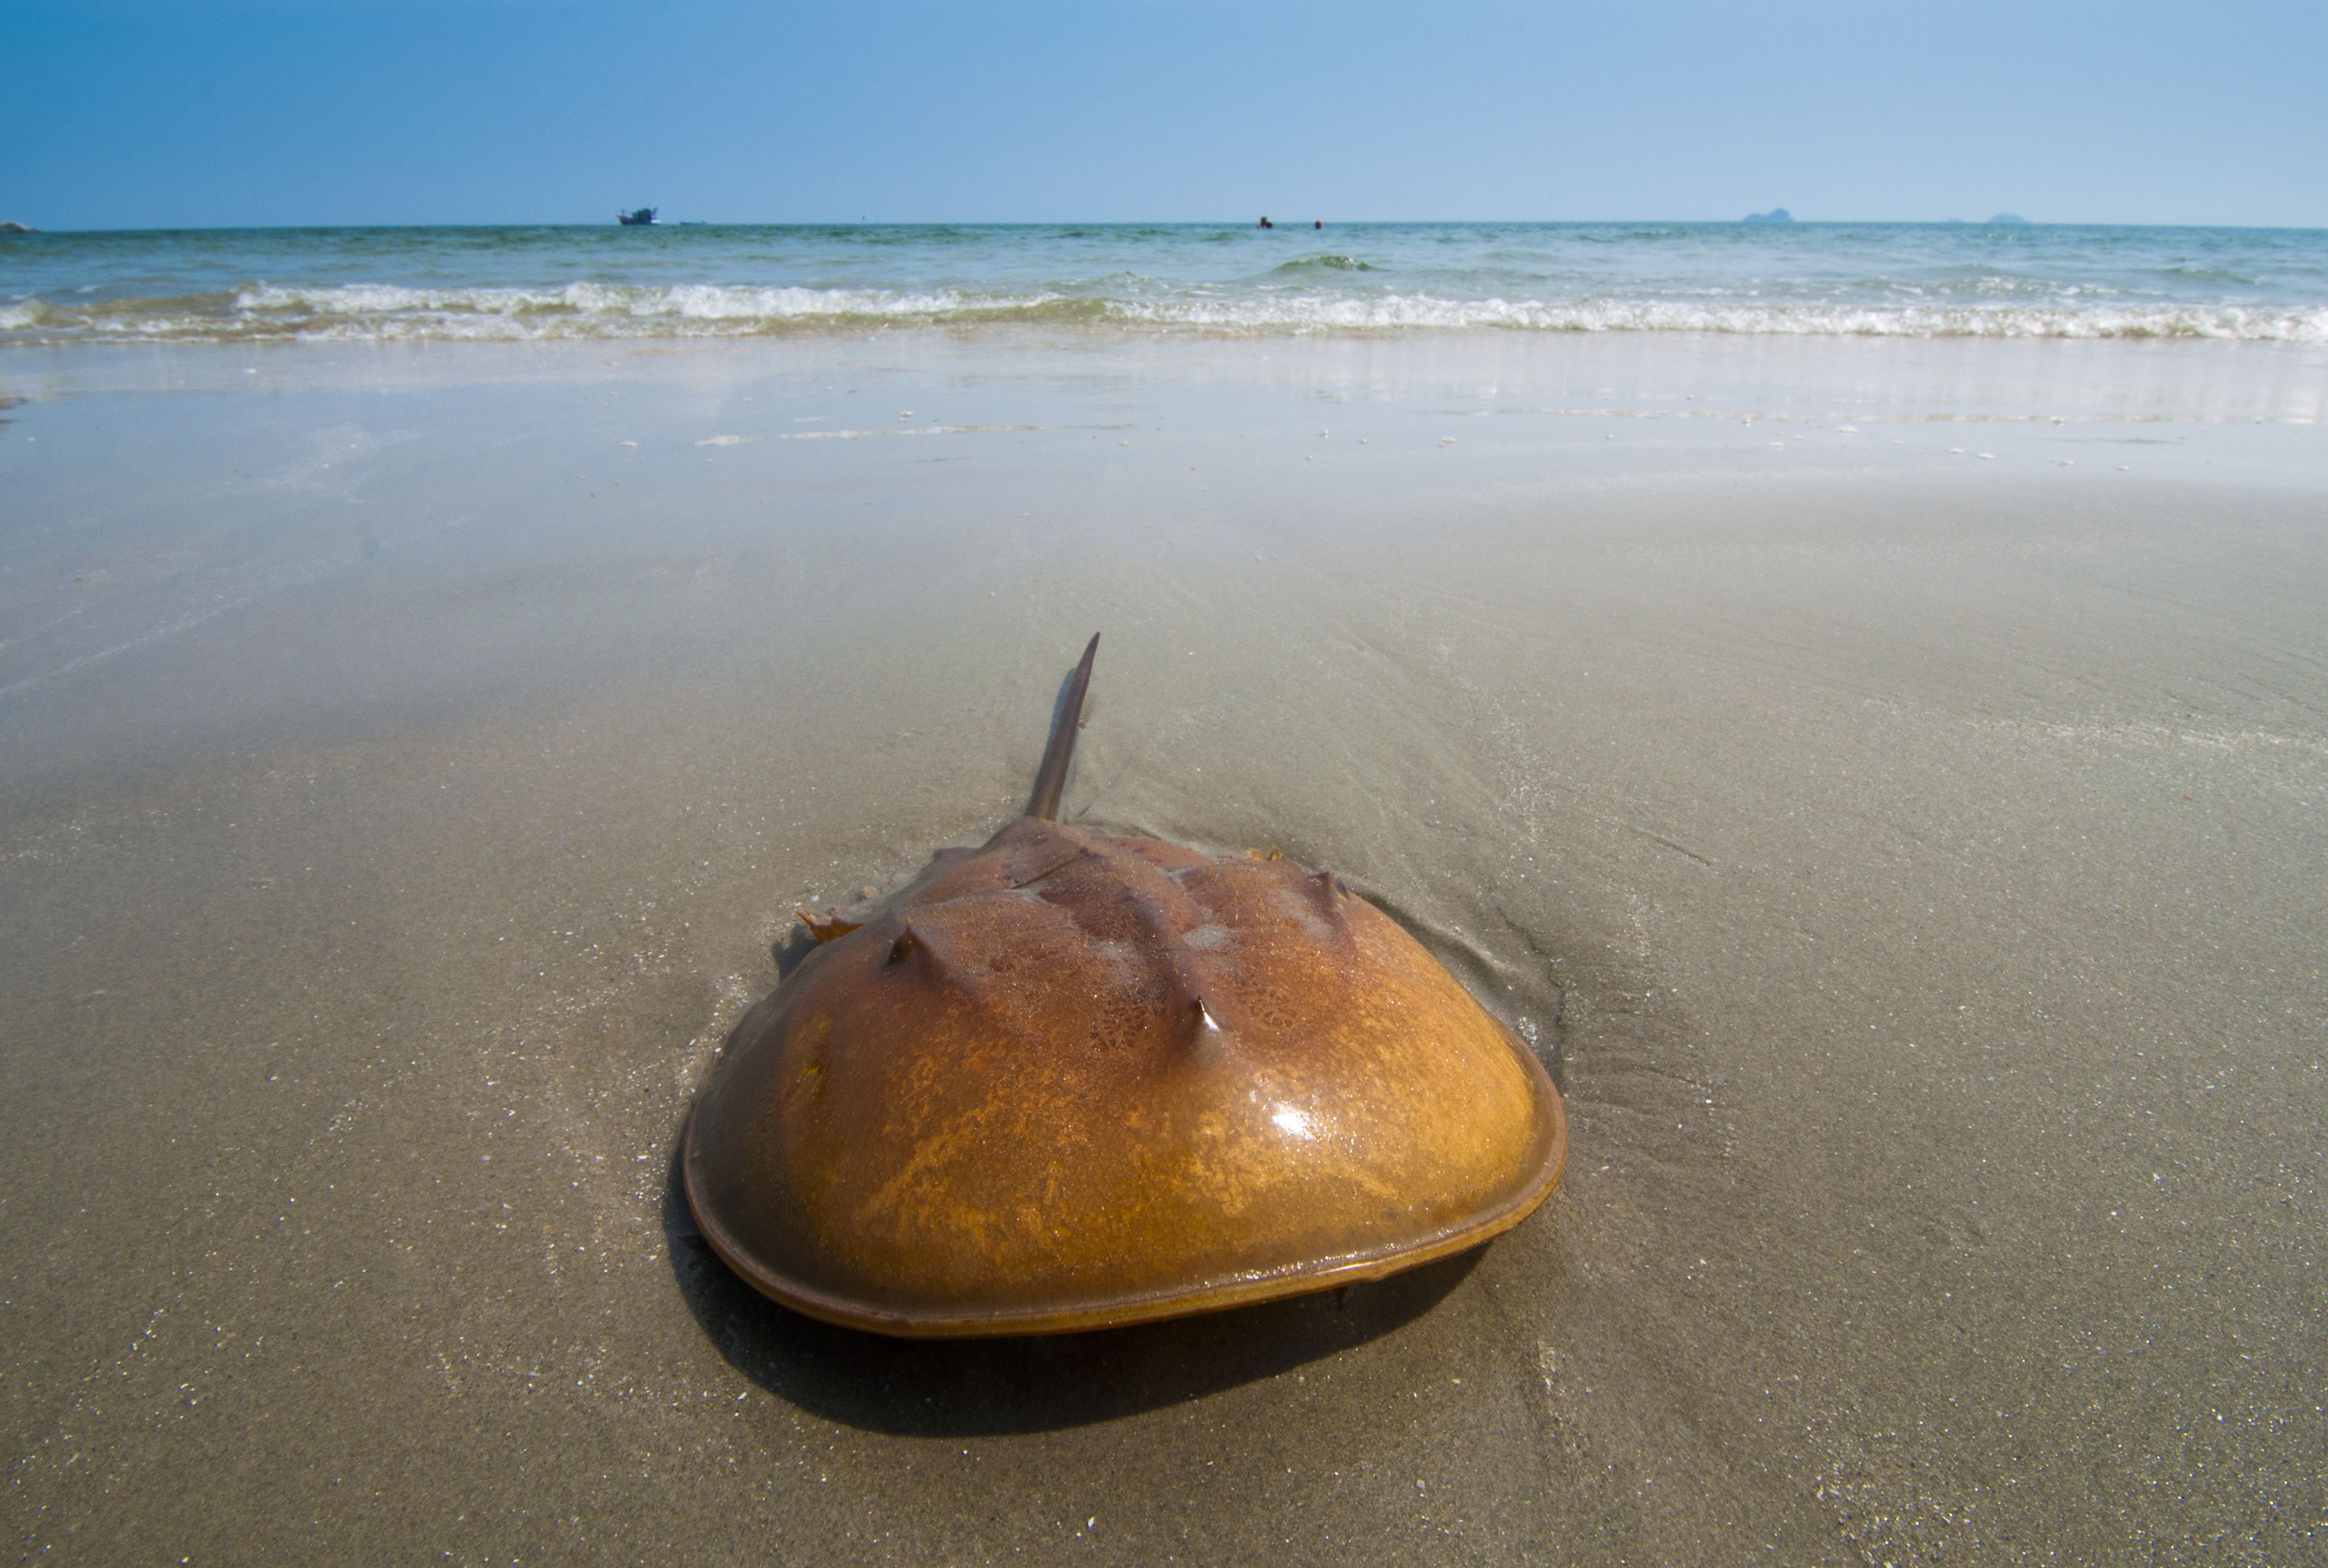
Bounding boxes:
[5,280,2325,345]
[1267,254,1378,275]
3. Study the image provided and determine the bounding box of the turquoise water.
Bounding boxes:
[4,221,2325,344]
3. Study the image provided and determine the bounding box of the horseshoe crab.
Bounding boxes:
[683,635,1566,1336]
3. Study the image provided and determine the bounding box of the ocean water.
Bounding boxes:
[3,221,2325,346]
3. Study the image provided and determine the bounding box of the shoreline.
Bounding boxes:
[6,324,2323,416]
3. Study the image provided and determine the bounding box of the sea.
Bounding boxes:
[3,221,2325,346]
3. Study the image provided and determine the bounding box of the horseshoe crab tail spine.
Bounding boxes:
[1026,633,1100,822]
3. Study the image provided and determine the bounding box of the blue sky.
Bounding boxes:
[7,0,2323,230]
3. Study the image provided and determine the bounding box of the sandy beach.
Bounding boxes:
[4,330,2324,1564]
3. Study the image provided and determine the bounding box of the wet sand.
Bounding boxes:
[4,333,2325,1563]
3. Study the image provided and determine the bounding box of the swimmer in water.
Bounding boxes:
[1258,216,1274,229]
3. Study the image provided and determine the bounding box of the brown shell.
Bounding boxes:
[683,816,1567,1337]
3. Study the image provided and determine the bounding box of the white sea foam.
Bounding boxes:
[1114,293,2328,340]
[7,281,2326,346]
[181,281,1089,341]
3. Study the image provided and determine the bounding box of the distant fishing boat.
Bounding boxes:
[617,207,658,226]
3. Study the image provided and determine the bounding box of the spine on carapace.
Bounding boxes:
[1025,633,1100,821]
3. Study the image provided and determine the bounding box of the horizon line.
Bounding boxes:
[13,216,2328,236]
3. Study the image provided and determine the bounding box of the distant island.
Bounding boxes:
[0,220,36,235]
[1742,208,1794,224]
[1988,213,2030,225]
